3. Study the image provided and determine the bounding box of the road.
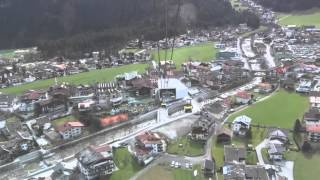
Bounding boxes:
[256,139,268,165]
[242,38,255,58]
[237,38,251,70]
[264,42,276,68]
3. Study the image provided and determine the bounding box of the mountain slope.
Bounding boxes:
[0,0,255,57]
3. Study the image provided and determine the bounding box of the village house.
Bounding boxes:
[135,131,166,154]
[217,128,233,144]
[0,120,10,138]
[232,115,252,136]
[235,91,252,104]
[0,133,36,164]
[223,163,245,180]
[57,121,85,140]
[133,131,166,165]
[77,144,115,180]
[190,115,214,141]
[257,82,273,94]
[19,90,47,112]
[306,124,320,142]
[296,79,312,93]
[268,129,289,144]
[309,91,320,108]
[267,142,286,161]
[0,94,20,112]
[224,145,246,163]
[244,165,269,180]
[203,159,215,177]
[223,163,269,180]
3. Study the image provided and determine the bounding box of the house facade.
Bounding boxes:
[235,91,252,104]
[135,132,166,154]
[57,121,84,140]
[0,94,20,112]
[232,115,252,136]
[77,145,115,180]
[190,115,214,141]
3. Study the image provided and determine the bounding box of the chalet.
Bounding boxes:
[235,91,252,104]
[245,165,269,180]
[258,83,273,94]
[57,121,85,140]
[204,159,215,177]
[0,94,20,112]
[77,144,115,180]
[116,71,142,88]
[232,115,252,136]
[134,132,166,165]
[0,120,10,138]
[268,129,289,144]
[190,115,214,141]
[224,163,269,180]
[19,90,47,112]
[296,79,312,93]
[304,108,320,123]
[223,163,245,180]
[306,124,320,142]
[131,77,155,96]
[268,143,286,161]
[135,131,166,154]
[216,128,232,144]
[224,145,246,163]
[309,91,320,108]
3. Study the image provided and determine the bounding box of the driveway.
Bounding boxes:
[255,139,268,165]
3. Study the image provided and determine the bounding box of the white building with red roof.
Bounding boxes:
[306,124,320,142]
[57,121,85,140]
[235,91,252,104]
[135,131,166,154]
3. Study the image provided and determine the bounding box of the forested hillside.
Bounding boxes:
[0,0,257,57]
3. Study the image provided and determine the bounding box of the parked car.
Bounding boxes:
[175,162,180,168]
[171,161,175,168]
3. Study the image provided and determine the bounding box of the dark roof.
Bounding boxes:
[223,163,245,180]
[77,144,112,167]
[309,91,320,97]
[245,165,269,180]
[217,127,233,137]
[204,160,214,170]
[224,145,246,163]
[304,108,320,121]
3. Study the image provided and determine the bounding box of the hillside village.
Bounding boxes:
[0,0,320,180]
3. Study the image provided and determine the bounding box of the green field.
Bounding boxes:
[0,49,15,59]
[278,8,320,28]
[1,63,147,95]
[228,90,309,129]
[111,148,142,180]
[138,165,205,180]
[153,42,218,69]
[167,136,205,157]
[285,152,320,180]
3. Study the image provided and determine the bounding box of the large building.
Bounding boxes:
[57,121,84,140]
[135,131,166,154]
[77,144,115,180]
[157,78,189,102]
